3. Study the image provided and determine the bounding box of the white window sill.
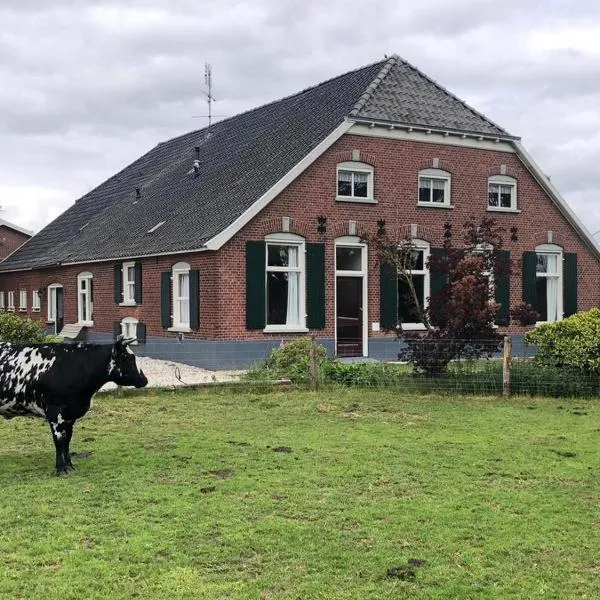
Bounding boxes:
[7,308,15,312]
[47,319,55,324]
[417,202,454,209]
[78,321,94,327]
[487,207,520,214]
[263,326,309,334]
[335,196,377,204]
[18,308,27,312]
[168,326,192,333]
[400,323,427,331]
[32,309,41,312]
[119,301,137,307]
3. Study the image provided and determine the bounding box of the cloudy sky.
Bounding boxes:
[2,0,600,238]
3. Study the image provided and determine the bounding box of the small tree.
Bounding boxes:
[364,217,510,374]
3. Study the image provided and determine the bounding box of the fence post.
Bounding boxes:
[309,335,318,390]
[502,335,512,397]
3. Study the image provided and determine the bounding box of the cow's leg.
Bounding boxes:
[64,420,75,469]
[47,412,74,475]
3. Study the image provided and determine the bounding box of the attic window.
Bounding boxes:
[147,221,166,234]
[336,161,374,202]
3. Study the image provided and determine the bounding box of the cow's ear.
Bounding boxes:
[122,337,137,347]
[116,334,125,343]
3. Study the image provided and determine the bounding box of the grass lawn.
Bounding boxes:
[0,387,598,599]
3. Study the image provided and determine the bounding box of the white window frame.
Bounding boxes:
[19,290,27,312]
[122,261,137,305]
[7,291,15,312]
[77,272,94,326]
[417,168,452,208]
[336,161,375,203]
[170,262,191,331]
[264,233,307,333]
[488,175,518,212]
[535,244,563,324]
[32,290,41,312]
[47,283,63,323]
[397,240,430,331]
[0,292,4,310]
[121,317,139,344]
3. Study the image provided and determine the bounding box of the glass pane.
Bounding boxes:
[536,277,548,321]
[336,247,362,271]
[268,245,291,267]
[546,254,558,274]
[127,266,135,283]
[398,275,424,323]
[179,273,190,299]
[267,272,289,325]
[419,178,431,202]
[410,249,424,271]
[432,179,445,203]
[500,185,512,207]
[179,299,190,324]
[338,171,352,196]
[488,184,499,207]
[353,172,368,197]
[536,254,548,273]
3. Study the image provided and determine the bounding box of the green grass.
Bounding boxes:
[0,387,598,599]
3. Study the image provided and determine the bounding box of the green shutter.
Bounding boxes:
[246,241,266,330]
[563,253,577,318]
[160,272,172,329]
[134,262,143,304]
[522,251,537,308]
[189,269,200,330]
[114,265,122,304]
[136,322,147,344]
[494,250,511,326]
[430,247,446,297]
[379,261,398,329]
[113,321,121,340]
[306,243,326,329]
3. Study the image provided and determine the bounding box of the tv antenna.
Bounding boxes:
[192,64,228,125]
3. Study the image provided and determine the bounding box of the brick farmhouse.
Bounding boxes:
[0,219,32,260]
[0,55,598,368]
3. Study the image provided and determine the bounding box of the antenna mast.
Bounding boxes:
[204,63,214,127]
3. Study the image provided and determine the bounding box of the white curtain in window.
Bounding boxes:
[286,246,299,325]
[179,273,190,324]
[546,255,558,321]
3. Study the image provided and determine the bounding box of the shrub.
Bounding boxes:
[246,337,328,383]
[525,308,600,374]
[0,312,50,343]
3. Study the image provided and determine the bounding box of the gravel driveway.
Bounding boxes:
[100,356,245,391]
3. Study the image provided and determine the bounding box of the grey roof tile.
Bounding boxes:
[0,55,515,272]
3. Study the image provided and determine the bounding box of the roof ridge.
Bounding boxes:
[348,54,399,117]
[396,56,511,136]
[158,57,391,148]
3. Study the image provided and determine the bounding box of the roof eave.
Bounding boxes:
[512,140,600,260]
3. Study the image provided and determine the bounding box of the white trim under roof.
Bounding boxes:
[204,120,353,250]
[0,218,34,237]
[512,141,600,259]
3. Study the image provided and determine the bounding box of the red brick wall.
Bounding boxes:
[1,132,598,343]
[0,226,30,260]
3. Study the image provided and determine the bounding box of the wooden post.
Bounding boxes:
[309,335,317,390]
[502,335,512,397]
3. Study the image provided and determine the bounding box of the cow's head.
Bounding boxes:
[107,336,148,388]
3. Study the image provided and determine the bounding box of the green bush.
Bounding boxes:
[246,337,328,383]
[525,308,600,374]
[0,312,51,343]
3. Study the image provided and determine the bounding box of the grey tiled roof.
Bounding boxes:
[0,55,515,272]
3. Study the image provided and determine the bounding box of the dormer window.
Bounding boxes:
[336,162,374,202]
[488,175,517,211]
[418,169,451,207]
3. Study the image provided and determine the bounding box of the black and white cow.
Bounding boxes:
[0,336,147,475]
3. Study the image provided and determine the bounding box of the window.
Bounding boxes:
[19,290,27,312]
[7,291,15,311]
[120,317,139,343]
[535,246,562,322]
[172,262,190,329]
[336,161,374,201]
[48,284,63,322]
[0,292,4,310]
[397,241,430,329]
[122,262,136,304]
[265,235,305,330]
[77,272,94,325]
[32,290,41,312]
[418,169,451,206]
[488,175,517,211]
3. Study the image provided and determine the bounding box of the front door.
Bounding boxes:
[336,276,363,357]
[55,288,64,335]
